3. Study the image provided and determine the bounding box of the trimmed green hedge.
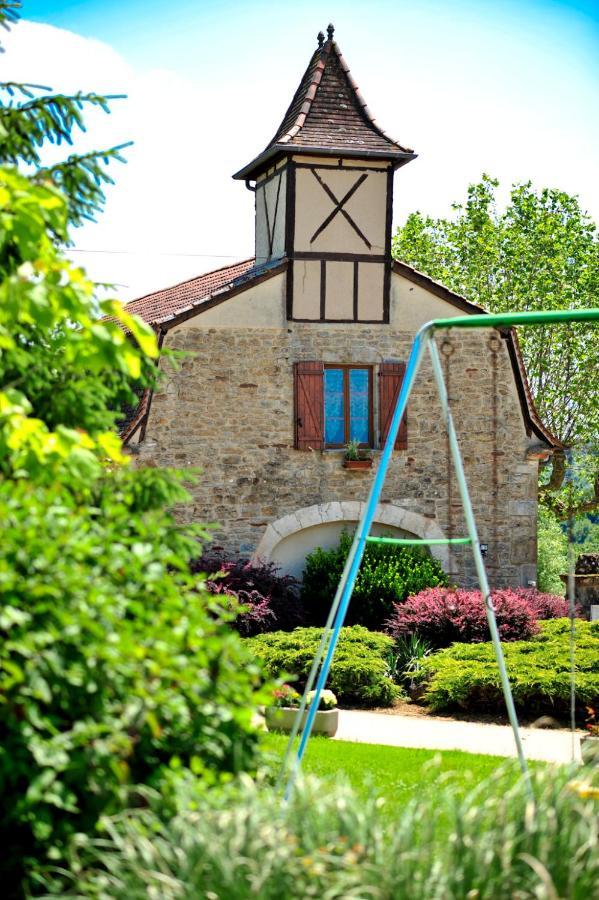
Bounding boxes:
[247,626,401,707]
[419,618,599,715]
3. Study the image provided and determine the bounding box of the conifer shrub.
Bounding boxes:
[247,626,401,707]
[301,531,448,630]
[418,619,599,715]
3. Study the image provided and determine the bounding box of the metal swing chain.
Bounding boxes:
[441,336,455,572]
[567,478,577,761]
[488,333,502,575]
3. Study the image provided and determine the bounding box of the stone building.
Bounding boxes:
[121,25,558,587]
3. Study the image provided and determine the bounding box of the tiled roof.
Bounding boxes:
[122,258,256,326]
[233,26,415,180]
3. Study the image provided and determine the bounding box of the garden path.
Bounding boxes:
[334,710,582,764]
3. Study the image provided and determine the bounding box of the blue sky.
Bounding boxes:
[8,0,599,297]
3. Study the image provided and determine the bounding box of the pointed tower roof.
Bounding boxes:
[233,24,416,180]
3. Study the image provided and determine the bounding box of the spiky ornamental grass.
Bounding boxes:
[58,765,598,899]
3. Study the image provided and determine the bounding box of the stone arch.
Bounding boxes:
[253,501,449,577]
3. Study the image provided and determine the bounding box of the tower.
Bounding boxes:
[233,24,416,323]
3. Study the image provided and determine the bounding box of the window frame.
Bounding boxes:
[323,364,374,449]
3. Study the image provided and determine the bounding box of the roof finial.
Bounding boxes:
[317,30,325,48]
[327,23,335,42]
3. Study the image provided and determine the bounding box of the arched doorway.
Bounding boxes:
[253,501,448,579]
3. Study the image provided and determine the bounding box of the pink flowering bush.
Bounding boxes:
[385,587,540,648]
[512,588,572,620]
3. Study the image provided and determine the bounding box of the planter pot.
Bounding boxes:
[343,458,373,470]
[265,706,339,737]
[581,735,599,765]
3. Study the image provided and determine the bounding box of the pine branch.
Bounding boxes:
[36,144,133,226]
[0,2,20,52]
[0,82,130,225]
[0,90,126,167]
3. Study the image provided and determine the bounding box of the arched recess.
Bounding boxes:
[252,501,448,579]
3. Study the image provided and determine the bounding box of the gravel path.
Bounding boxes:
[334,709,582,764]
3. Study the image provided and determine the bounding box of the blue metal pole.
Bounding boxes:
[284,327,432,799]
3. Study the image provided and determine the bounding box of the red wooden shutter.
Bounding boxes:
[378,361,407,450]
[294,361,324,450]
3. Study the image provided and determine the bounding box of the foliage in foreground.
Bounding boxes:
[385,586,571,648]
[59,767,598,899]
[301,530,448,629]
[419,619,599,715]
[0,17,269,890]
[0,476,268,890]
[248,626,401,707]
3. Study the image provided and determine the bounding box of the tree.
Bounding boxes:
[393,175,599,520]
[0,6,268,894]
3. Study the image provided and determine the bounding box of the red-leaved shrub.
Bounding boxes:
[510,587,572,619]
[385,587,540,647]
[190,553,304,635]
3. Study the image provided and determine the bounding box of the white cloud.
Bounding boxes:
[3,16,598,301]
[3,20,254,299]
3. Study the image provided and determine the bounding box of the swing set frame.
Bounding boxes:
[281,307,599,802]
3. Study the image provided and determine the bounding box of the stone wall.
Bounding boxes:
[137,323,540,587]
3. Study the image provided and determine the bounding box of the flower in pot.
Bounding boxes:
[265,686,339,737]
[581,706,599,766]
[306,689,339,736]
[343,439,373,470]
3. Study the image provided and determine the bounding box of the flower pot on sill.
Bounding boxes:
[343,458,373,470]
[265,706,339,737]
[581,735,599,765]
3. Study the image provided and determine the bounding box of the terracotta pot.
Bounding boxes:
[581,735,599,765]
[343,458,373,470]
[265,706,339,737]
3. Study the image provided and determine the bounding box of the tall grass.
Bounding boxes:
[55,765,598,899]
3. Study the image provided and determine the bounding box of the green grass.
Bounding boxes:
[263,733,535,816]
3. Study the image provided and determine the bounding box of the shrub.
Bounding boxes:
[389,633,434,687]
[514,587,573,619]
[0,476,270,895]
[61,767,598,899]
[385,587,539,648]
[191,553,304,634]
[301,530,448,629]
[247,626,401,707]
[418,619,599,715]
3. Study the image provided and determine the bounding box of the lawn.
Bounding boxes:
[263,733,535,816]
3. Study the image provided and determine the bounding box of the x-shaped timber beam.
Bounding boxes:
[310,169,372,249]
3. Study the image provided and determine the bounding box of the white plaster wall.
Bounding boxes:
[390,273,466,328]
[294,166,387,254]
[255,169,287,263]
[173,272,286,329]
[358,262,385,320]
[292,155,389,169]
[270,521,414,579]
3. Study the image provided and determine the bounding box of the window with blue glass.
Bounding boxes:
[324,365,372,448]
